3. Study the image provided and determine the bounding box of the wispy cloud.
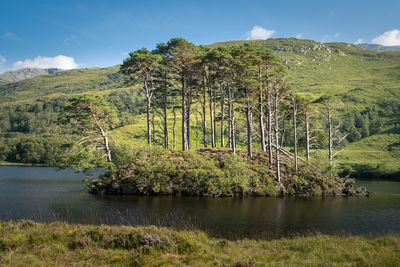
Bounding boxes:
[372,29,400,46]
[321,32,340,43]
[11,55,79,70]
[245,26,275,40]
[295,33,304,39]
[321,34,330,42]
[355,38,364,44]
[0,55,6,73]
[63,35,77,46]
[3,32,22,40]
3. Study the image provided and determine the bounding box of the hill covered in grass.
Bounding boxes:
[0,66,126,105]
[0,38,399,178]
[211,38,400,110]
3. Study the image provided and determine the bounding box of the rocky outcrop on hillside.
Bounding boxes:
[0,68,62,82]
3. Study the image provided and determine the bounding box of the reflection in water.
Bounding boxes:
[0,166,400,239]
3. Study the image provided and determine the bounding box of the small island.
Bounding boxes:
[89,147,367,197]
[56,39,369,198]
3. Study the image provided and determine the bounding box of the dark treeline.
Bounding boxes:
[0,134,75,165]
[0,89,146,165]
[0,88,145,134]
[341,107,384,142]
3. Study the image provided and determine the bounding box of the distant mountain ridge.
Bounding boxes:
[357,43,400,52]
[0,68,63,82]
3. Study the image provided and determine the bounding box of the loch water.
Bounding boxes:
[1,166,399,239]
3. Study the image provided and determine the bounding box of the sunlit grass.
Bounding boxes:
[340,131,400,170]
[0,220,399,266]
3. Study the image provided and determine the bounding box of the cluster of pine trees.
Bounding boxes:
[120,38,341,181]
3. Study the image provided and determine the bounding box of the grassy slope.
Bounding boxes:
[340,129,400,169]
[212,38,400,172]
[212,38,400,108]
[0,66,124,106]
[1,220,399,266]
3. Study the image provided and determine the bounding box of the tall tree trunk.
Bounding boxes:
[280,117,286,148]
[227,87,232,148]
[246,88,253,158]
[231,89,236,153]
[267,88,273,165]
[202,75,207,147]
[143,78,152,146]
[292,95,298,172]
[163,79,168,149]
[196,114,199,150]
[305,113,310,162]
[146,96,151,145]
[208,80,215,148]
[186,80,193,150]
[152,107,155,143]
[99,127,112,163]
[213,88,217,147]
[220,85,225,147]
[186,98,191,150]
[173,108,177,150]
[181,76,187,151]
[259,87,266,152]
[274,90,280,182]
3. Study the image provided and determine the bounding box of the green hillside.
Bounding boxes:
[0,38,399,178]
[212,38,400,108]
[0,66,125,105]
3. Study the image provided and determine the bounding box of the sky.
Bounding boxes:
[1,0,400,73]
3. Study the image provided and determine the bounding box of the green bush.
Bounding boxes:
[91,146,349,197]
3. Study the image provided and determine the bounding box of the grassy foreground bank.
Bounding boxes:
[0,221,399,266]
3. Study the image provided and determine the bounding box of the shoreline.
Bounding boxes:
[0,161,52,167]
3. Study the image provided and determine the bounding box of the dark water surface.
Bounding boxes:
[1,166,399,239]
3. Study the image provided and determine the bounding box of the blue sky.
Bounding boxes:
[1,0,399,73]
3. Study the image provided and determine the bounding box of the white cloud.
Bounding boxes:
[355,38,364,44]
[334,32,340,38]
[246,25,275,40]
[371,29,400,46]
[295,33,304,39]
[11,55,78,70]
[0,55,6,73]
